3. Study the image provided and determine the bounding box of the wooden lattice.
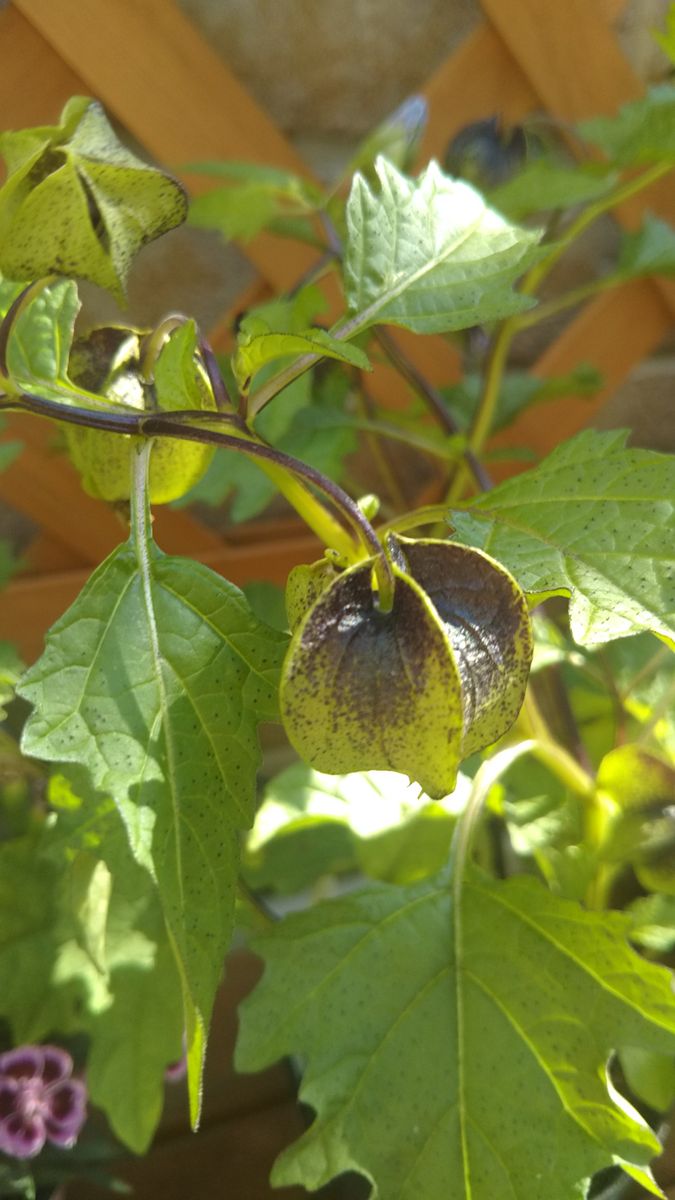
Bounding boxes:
[0,0,673,660]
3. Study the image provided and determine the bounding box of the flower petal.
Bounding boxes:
[40,1045,73,1086]
[0,1046,43,1083]
[44,1079,87,1147]
[0,1112,46,1158]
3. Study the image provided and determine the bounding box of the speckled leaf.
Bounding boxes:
[450,429,675,646]
[18,532,287,1122]
[393,536,533,757]
[0,97,187,300]
[233,324,369,392]
[343,157,541,334]
[238,871,675,1199]
[579,84,675,165]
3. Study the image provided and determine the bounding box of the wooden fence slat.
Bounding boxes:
[0,414,223,562]
[480,0,641,120]
[480,0,675,325]
[0,6,84,132]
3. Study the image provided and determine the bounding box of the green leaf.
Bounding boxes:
[0,642,23,719]
[579,84,675,165]
[237,871,675,1198]
[616,213,675,278]
[187,163,322,243]
[280,539,532,798]
[0,97,187,301]
[0,796,185,1154]
[244,763,464,893]
[620,1045,675,1113]
[4,278,80,400]
[654,3,675,65]
[450,429,675,646]
[441,364,601,434]
[628,893,675,952]
[0,272,26,320]
[343,157,541,334]
[187,366,356,521]
[233,322,369,392]
[17,531,287,1121]
[489,158,618,220]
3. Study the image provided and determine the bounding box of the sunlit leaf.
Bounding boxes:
[244,763,465,892]
[450,429,675,646]
[18,525,287,1121]
[233,321,369,392]
[343,158,541,334]
[579,84,675,165]
[237,871,675,1199]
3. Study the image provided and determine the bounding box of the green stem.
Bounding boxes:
[519,159,673,299]
[444,158,673,504]
[513,273,619,332]
[12,387,396,608]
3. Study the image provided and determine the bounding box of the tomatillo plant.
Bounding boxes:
[1,72,675,1200]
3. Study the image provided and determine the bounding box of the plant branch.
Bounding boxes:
[443,158,673,504]
[374,327,492,491]
[6,389,395,600]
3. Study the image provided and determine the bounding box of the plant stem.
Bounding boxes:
[10,388,395,607]
[444,158,673,503]
[374,327,492,492]
[513,274,618,332]
[519,159,673,300]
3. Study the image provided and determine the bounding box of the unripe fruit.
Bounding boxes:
[65,323,216,505]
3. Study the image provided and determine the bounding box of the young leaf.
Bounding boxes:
[343,157,541,334]
[237,871,675,1199]
[616,213,675,279]
[489,158,618,220]
[442,365,601,435]
[345,94,428,182]
[0,97,187,301]
[187,162,323,243]
[4,278,80,401]
[233,323,369,392]
[450,429,675,646]
[579,83,675,165]
[17,530,287,1121]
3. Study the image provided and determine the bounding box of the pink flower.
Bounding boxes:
[0,1045,87,1159]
